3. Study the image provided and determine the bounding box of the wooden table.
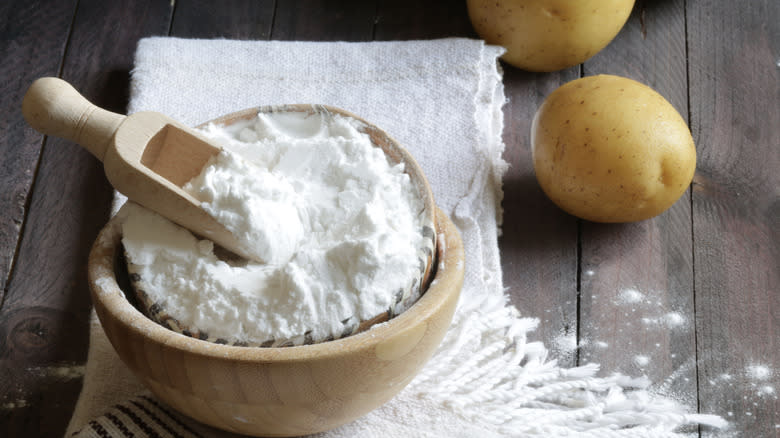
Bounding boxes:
[1,1,776,436]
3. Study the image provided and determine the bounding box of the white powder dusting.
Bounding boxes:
[633,355,650,367]
[641,311,687,329]
[553,332,578,357]
[28,364,86,379]
[617,288,644,304]
[122,111,425,344]
[650,357,698,411]
[1,399,28,410]
[746,364,772,381]
[745,363,776,400]
[661,311,685,327]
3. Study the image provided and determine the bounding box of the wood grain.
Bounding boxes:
[500,67,581,368]
[0,0,76,309]
[0,1,173,435]
[0,0,79,434]
[272,0,376,42]
[374,0,475,40]
[170,0,275,39]
[687,0,780,435]
[577,0,699,418]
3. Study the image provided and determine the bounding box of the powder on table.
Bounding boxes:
[122,110,427,345]
[617,287,645,304]
[746,364,772,381]
[634,355,650,367]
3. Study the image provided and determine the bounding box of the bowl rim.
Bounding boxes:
[88,206,463,363]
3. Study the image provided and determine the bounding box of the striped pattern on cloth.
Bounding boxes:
[73,395,205,438]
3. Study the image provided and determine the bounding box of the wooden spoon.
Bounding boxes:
[22,77,259,262]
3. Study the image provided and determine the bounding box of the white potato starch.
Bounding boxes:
[121,111,425,344]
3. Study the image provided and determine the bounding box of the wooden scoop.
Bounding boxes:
[22,77,258,261]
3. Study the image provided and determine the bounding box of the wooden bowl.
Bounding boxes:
[88,207,463,437]
[128,104,439,347]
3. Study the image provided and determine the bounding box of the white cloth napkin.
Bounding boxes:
[66,38,724,438]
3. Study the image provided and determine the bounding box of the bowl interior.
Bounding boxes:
[90,206,462,362]
[124,104,439,347]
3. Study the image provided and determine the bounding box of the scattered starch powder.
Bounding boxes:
[661,311,685,327]
[617,288,644,304]
[553,332,578,357]
[633,355,650,367]
[122,111,426,344]
[641,311,687,329]
[746,364,772,381]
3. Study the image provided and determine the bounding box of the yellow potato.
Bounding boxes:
[531,75,696,222]
[467,0,635,72]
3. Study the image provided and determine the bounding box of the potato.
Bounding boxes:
[467,0,635,72]
[531,75,696,222]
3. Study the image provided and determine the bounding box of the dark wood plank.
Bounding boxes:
[0,0,76,313]
[576,0,699,416]
[170,0,275,39]
[0,1,173,436]
[374,0,475,40]
[272,0,376,41]
[500,67,581,367]
[687,0,779,435]
[0,0,78,434]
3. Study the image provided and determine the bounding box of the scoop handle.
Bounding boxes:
[22,77,125,162]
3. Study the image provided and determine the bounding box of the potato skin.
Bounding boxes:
[467,0,634,72]
[531,75,696,223]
